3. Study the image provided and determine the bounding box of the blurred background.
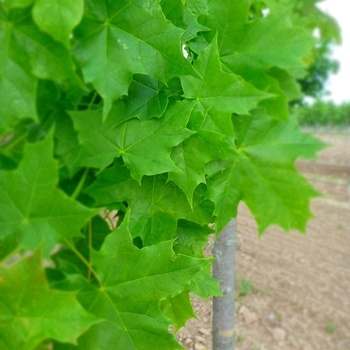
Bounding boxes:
[294,0,350,137]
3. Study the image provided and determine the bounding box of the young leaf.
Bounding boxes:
[0,133,98,256]
[0,249,100,349]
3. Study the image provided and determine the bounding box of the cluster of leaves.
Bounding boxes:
[0,0,326,349]
[293,100,350,126]
[251,0,342,104]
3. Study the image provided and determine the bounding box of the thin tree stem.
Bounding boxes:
[212,219,237,350]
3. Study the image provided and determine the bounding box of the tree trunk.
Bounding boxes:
[212,219,237,350]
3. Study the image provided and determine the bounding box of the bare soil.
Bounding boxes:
[177,134,350,350]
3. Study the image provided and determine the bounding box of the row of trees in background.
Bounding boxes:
[293,100,350,127]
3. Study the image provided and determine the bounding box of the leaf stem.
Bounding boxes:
[63,237,102,288]
[71,168,89,200]
[4,133,28,151]
[104,210,115,230]
[88,220,93,282]
[87,92,98,110]
[0,133,13,146]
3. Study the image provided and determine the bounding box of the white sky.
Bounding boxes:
[317,0,350,104]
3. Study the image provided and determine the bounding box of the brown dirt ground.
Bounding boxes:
[177,134,350,350]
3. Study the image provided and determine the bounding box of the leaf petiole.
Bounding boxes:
[87,92,98,110]
[63,237,102,288]
[71,168,89,200]
[104,210,115,230]
[4,133,28,151]
[88,220,92,282]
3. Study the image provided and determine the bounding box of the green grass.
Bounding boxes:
[237,334,245,343]
[235,277,254,297]
[326,319,336,334]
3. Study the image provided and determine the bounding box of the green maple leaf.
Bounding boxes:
[181,36,268,135]
[174,220,212,258]
[206,109,325,233]
[71,101,195,182]
[160,0,209,42]
[72,213,210,349]
[0,133,98,257]
[73,0,196,116]
[174,220,222,299]
[201,0,313,118]
[118,75,169,122]
[33,0,84,48]
[169,108,234,205]
[206,0,314,69]
[85,159,213,246]
[109,74,182,126]
[160,291,196,334]
[0,249,100,350]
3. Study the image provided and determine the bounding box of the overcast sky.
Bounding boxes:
[317,0,350,104]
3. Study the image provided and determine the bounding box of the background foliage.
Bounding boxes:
[0,0,332,348]
[293,101,350,126]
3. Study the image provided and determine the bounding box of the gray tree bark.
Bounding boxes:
[212,219,237,350]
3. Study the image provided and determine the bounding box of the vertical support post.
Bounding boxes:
[212,219,237,350]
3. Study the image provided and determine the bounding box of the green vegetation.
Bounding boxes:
[236,278,254,297]
[293,100,350,127]
[326,318,337,334]
[237,334,245,343]
[0,0,333,348]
